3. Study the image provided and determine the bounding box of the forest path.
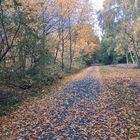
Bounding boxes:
[0,66,125,140]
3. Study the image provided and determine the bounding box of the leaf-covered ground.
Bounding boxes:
[100,65,140,140]
[0,66,140,139]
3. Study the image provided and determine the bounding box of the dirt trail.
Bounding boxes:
[0,67,102,139]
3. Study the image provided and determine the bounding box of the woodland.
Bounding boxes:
[0,0,140,88]
[0,0,140,139]
[0,0,99,87]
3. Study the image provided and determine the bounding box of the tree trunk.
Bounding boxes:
[60,3,65,71]
[54,19,61,63]
[19,49,26,78]
[125,49,129,65]
[54,46,59,63]
[129,50,135,64]
[61,28,65,71]
[68,16,72,70]
[132,37,140,67]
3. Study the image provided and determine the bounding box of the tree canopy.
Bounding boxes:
[97,0,140,66]
[0,0,100,87]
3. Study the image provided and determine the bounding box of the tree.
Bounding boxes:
[0,0,99,87]
[98,0,140,66]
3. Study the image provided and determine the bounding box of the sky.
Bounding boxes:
[92,0,104,10]
[92,0,104,39]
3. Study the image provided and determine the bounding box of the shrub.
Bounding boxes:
[25,63,64,86]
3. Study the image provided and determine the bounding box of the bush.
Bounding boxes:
[19,75,33,89]
[41,64,64,85]
[26,63,64,86]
